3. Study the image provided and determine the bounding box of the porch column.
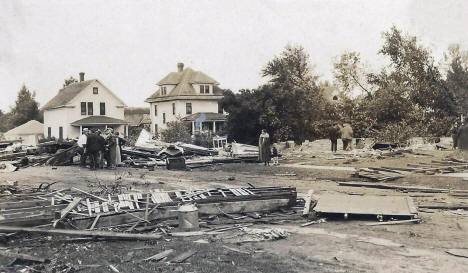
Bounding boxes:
[192,121,195,134]
[80,125,82,134]
[213,121,216,133]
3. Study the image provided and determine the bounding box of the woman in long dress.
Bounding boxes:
[258,129,271,166]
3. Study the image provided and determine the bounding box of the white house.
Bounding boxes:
[145,63,226,136]
[42,73,128,140]
[4,120,44,145]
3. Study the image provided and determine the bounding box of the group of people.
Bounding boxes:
[329,123,354,152]
[77,128,126,170]
[257,123,354,165]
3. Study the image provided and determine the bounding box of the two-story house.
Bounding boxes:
[42,73,128,139]
[145,63,226,136]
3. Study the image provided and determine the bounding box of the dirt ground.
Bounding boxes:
[1,148,468,272]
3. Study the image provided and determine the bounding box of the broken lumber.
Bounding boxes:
[170,250,197,263]
[363,219,421,226]
[0,225,162,240]
[53,197,82,227]
[143,249,174,261]
[338,181,450,193]
[302,190,314,216]
[418,204,468,210]
[0,250,46,263]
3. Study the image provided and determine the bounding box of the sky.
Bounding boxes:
[1,0,468,112]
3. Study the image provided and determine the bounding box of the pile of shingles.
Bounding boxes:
[0,186,298,233]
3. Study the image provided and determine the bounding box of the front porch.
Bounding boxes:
[71,116,129,137]
[182,112,227,135]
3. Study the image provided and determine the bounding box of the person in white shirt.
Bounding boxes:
[77,128,89,167]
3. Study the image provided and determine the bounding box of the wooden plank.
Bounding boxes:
[86,199,92,216]
[89,215,101,230]
[303,189,314,216]
[0,200,50,210]
[338,181,450,193]
[71,198,291,229]
[52,197,82,227]
[170,250,197,263]
[418,204,468,210]
[0,250,45,263]
[143,249,174,261]
[364,219,421,226]
[0,225,162,240]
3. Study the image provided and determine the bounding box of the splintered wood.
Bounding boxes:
[0,186,297,229]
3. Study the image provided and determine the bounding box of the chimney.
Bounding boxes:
[79,72,85,82]
[177,63,184,72]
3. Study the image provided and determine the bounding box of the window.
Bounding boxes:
[162,113,166,124]
[100,102,105,115]
[199,85,210,94]
[172,103,175,115]
[81,102,86,115]
[154,105,158,116]
[154,124,158,135]
[87,102,93,115]
[186,103,192,114]
[161,86,167,95]
[93,87,98,94]
[47,127,51,138]
[59,127,63,140]
[218,102,223,114]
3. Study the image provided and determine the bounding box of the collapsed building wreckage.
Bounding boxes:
[0,129,265,171]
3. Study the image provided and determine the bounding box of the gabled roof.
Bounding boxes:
[71,116,128,126]
[42,80,94,110]
[42,79,126,110]
[124,107,151,126]
[182,112,227,122]
[146,67,221,102]
[4,120,44,136]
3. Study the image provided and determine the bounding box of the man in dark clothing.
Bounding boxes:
[329,124,341,153]
[456,122,468,151]
[86,131,106,170]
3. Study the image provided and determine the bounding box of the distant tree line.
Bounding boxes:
[0,84,42,133]
[221,26,468,144]
[0,77,79,133]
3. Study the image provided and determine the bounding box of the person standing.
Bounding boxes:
[329,123,341,153]
[451,120,460,149]
[85,130,101,170]
[341,123,354,151]
[77,128,89,167]
[105,128,117,169]
[258,129,271,166]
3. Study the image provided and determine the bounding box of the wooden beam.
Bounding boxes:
[0,225,162,240]
[53,197,82,227]
[363,219,421,226]
[143,249,174,261]
[0,250,46,263]
[302,190,314,216]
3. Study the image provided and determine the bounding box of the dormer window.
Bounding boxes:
[93,87,98,94]
[161,86,167,95]
[199,85,210,94]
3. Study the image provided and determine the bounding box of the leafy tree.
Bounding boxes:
[10,84,41,128]
[63,76,78,88]
[160,119,191,143]
[444,44,468,116]
[222,45,325,144]
[333,51,373,96]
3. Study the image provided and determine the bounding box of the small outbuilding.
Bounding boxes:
[3,120,44,146]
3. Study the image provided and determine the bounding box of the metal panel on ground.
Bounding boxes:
[313,194,418,217]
